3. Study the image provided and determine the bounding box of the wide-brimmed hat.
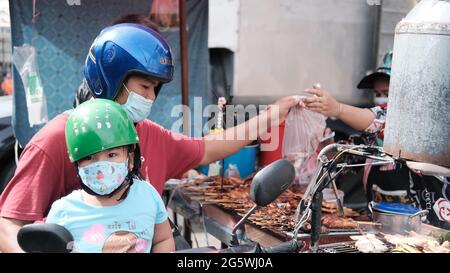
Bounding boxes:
[357,51,392,89]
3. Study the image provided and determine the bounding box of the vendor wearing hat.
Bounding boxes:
[302,51,450,230]
[357,51,392,105]
[355,51,392,144]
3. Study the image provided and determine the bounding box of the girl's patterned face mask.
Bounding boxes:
[78,160,129,195]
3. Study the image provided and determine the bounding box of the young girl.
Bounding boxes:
[46,99,175,253]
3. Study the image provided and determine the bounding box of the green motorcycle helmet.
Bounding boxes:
[66,98,139,162]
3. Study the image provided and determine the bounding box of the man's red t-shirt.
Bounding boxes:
[0,114,204,221]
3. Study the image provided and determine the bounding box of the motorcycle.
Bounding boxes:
[17,159,303,253]
[176,159,303,253]
[293,143,450,252]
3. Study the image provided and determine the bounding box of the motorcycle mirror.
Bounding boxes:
[250,159,295,206]
[17,223,74,253]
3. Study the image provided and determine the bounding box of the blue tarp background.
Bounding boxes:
[10,0,210,147]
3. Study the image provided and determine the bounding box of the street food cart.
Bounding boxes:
[165,145,450,253]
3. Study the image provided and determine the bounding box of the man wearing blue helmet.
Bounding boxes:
[84,23,173,122]
[0,23,304,252]
[73,14,160,108]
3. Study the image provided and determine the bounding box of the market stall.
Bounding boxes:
[165,147,450,254]
[166,178,450,253]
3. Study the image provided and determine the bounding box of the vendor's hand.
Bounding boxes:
[271,95,306,124]
[303,87,341,118]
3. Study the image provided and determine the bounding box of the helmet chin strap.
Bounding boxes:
[79,172,134,200]
[114,172,134,201]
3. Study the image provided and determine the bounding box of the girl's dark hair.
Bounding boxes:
[73,78,92,107]
[127,144,143,179]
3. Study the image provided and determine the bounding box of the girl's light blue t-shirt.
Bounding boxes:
[46,179,167,253]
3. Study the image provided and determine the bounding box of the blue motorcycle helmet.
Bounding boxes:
[84,23,174,100]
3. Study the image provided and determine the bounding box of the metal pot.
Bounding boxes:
[368,202,428,235]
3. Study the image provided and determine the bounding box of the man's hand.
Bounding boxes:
[303,88,341,118]
[200,95,306,165]
[271,95,306,124]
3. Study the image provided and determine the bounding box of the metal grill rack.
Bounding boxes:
[317,241,360,253]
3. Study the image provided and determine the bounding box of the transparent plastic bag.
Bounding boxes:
[225,163,241,179]
[12,45,48,126]
[207,161,222,177]
[282,104,326,185]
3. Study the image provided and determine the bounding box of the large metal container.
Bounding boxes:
[384,0,450,167]
[231,0,378,106]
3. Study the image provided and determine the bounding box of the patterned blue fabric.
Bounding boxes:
[78,161,129,195]
[10,0,210,147]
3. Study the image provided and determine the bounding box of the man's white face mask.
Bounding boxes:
[121,84,154,123]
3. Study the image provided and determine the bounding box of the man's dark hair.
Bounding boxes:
[111,14,160,33]
[73,78,92,108]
